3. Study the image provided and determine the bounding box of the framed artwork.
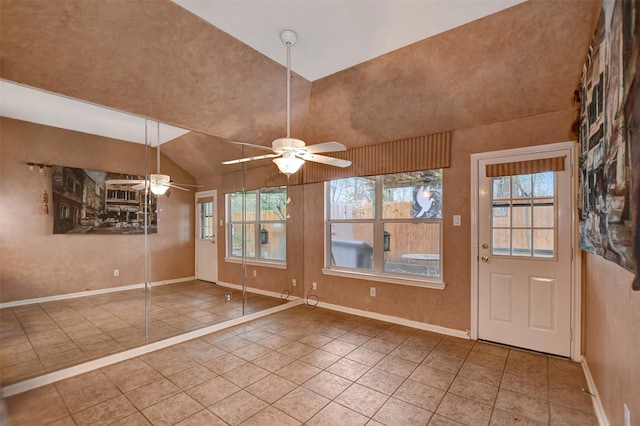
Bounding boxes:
[52,165,158,234]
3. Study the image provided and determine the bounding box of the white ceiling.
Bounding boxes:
[173,0,525,81]
[1,0,524,143]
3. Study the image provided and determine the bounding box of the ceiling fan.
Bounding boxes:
[106,120,201,195]
[222,30,352,176]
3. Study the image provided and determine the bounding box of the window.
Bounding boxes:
[491,172,555,258]
[226,187,287,262]
[199,201,214,240]
[326,170,443,285]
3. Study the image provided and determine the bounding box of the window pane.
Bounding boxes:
[533,172,554,197]
[512,174,532,198]
[259,222,286,261]
[260,187,287,221]
[383,222,440,277]
[493,229,510,256]
[512,201,532,227]
[533,229,554,257]
[230,191,257,222]
[492,204,510,227]
[230,223,255,258]
[329,177,375,219]
[533,200,554,227]
[492,177,510,199]
[200,202,214,240]
[383,170,442,219]
[330,223,373,270]
[512,229,532,256]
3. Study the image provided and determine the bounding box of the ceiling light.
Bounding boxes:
[150,174,170,195]
[273,153,304,177]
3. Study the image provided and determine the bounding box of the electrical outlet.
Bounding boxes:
[312,282,317,290]
[370,287,376,297]
[292,279,296,287]
[624,403,630,426]
[253,270,257,277]
[113,269,119,277]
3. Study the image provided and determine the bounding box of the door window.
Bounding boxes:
[491,172,555,258]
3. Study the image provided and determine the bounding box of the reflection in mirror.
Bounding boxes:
[0,81,293,387]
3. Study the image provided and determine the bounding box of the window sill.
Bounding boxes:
[321,268,445,290]
[224,257,287,269]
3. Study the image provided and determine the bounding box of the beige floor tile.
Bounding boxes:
[233,342,272,361]
[373,397,433,426]
[335,383,389,417]
[167,364,218,391]
[321,339,359,356]
[298,348,341,369]
[46,415,77,426]
[213,335,252,352]
[186,376,241,407]
[296,332,333,348]
[273,386,330,423]
[408,364,456,391]
[436,393,493,426]
[548,381,594,413]
[361,337,400,354]
[174,409,227,426]
[495,388,550,424]
[246,374,297,404]
[59,378,122,413]
[240,406,301,426]
[501,372,549,399]
[276,341,316,358]
[430,344,471,360]
[393,380,445,412]
[72,394,137,426]
[356,368,404,395]
[458,361,504,387]
[209,390,268,425]
[505,358,549,385]
[203,352,247,374]
[172,339,227,363]
[449,375,499,405]
[327,358,371,381]
[509,349,548,368]
[303,370,353,399]
[376,355,419,378]
[6,384,69,426]
[428,414,465,425]
[466,350,508,371]
[490,407,548,425]
[471,342,510,359]
[140,348,199,376]
[255,334,292,350]
[389,343,431,363]
[346,346,387,366]
[338,331,373,346]
[422,352,464,374]
[253,349,296,372]
[125,377,181,410]
[307,401,369,426]
[223,363,270,388]
[549,402,598,425]
[141,392,203,426]
[109,412,153,425]
[276,360,322,384]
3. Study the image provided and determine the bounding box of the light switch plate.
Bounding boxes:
[453,215,461,226]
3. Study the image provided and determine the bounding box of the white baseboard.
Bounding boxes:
[0,277,196,309]
[1,299,303,398]
[315,300,470,340]
[217,281,301,302]
[581,356,610,426]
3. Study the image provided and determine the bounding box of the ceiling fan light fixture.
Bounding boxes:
[150,173,170,195]
[273,154,304,177]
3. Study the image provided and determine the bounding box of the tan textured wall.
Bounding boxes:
[583,252,640,426]
[301,109,577,331]
[0,118,196,302]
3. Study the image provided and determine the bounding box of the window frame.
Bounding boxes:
[224,187,288,268]
[323,173,445,289]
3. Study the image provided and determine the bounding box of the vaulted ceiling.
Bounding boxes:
[0,0,601,183]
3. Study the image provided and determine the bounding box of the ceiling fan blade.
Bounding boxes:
[131,182,147,190]
[233,141,274,152]
[166,182,189,191]
[171,182,204,188]
[300,153,352,168]
[304,141,347,154]
[105,179,145,185]
[222,153,281,165]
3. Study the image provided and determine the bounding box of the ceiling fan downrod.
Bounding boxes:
[280,30,298,139]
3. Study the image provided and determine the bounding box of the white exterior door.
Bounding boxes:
[196,191,217,283]
[477,147,573,357]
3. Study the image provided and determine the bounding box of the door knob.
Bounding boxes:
[481,256,489,262]
[481,243,489,249]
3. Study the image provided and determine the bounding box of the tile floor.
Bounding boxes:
[3,304,597,425]
[0,281,287,385]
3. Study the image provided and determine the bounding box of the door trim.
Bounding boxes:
[195,189,218,283]
[470,141,581,361]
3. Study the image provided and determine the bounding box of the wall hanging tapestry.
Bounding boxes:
[579,0,639,288]
[52,165,158,235]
